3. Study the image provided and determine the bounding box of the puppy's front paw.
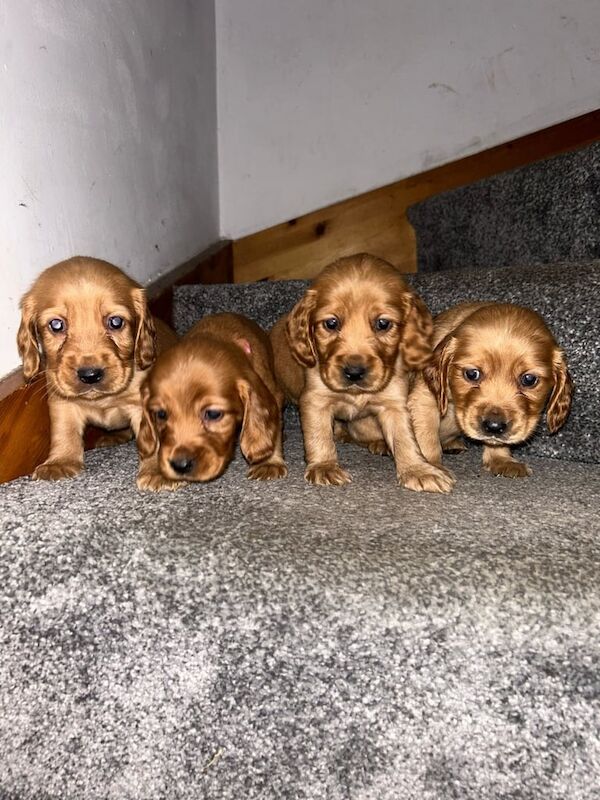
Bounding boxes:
[398,463,456,493]
[367,439,390,456]
[484,458,532,478]
[305,462,352,486]
[442,437,467,455]
[33,461,83,481]
[247,462,288,481]
[94,428,134,449]
[137,471,186,492]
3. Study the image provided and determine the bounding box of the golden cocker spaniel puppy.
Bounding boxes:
[136,312,287,491]
[408,302,573,477]
[270,253,455,492]
[18,256,177,480]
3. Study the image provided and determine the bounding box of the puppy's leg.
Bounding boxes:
[482,446,532,478]
[378,398,455,493]
[301,395,351,486]
[33,400,85,480]
[137,453,187,492]
[407,379,443,465]
[442,436,467,454]
[247,421,288,481]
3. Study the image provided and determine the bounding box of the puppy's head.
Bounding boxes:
[17,256,156,399]
[137,339,279,482]
[285,253,433,393]
[425,304,573,444]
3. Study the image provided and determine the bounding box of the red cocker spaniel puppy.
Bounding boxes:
[18,256,177,480]
[409,302,573,477]
[270,253,455,492]
[137,312,287,491]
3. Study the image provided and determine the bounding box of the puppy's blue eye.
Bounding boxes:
[520,373,538,388]
[464,368,481,382]
[204,409,223,422]
[108,316,124,330]
[48,318,65,333]
[155,409,168,421]
[323,318,339,331]
[374,318,392,332]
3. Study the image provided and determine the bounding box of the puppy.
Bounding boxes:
[408,302,573,477]
[136,313,287,491]
[18,256,177,480]
[270,253,455,492]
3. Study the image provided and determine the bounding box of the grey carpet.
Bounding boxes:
[175,260,600,465]
[1,426,600,799]
[407,141,600,273]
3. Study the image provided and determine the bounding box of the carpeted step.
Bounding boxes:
[1,431,599,798]
[407,140,600,273]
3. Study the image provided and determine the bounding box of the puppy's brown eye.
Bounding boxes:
[374,318,392,332]
[203,409,223,422]
[107,315,125,331]
[464,368,481,382]
[155,409,168,421]
[48,318,65,334]
[323,317,339,331]
[520,373,539,388]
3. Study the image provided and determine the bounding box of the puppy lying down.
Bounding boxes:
[18,256,177,480]
[137,313,287,492]
[409,302,573,477]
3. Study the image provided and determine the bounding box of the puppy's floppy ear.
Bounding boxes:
[131,287,157,370]
[546,348,573,433]
[17,293,42,381]
[237,375,279,464]
[136,381,159,458]
[423,335,456,417]
[285,289,317,367]
[399,292,434,370]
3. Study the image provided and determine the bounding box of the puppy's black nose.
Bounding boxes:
[169,457,195,475]
[482,416,508,436]
[343,364,367,383]
[77,367,104,384]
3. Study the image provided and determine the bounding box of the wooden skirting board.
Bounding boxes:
[1,107,599,484]
[232,108,600,282]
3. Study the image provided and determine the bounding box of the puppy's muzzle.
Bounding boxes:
[480,413,510,439]
[342,360,368,385]
[77,366,105,385]
[169,454,195,475]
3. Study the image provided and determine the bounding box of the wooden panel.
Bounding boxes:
[233,108,600,282]
[0,376,50,483]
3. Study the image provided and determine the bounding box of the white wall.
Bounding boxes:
[0,0,218,378]
[217,0,600,238]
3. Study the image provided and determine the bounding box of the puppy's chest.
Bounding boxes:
[331,394,377,421]
[79,380,144,430]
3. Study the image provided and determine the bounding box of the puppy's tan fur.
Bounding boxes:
[408,302,573,477]
[137,313,287,492]
[18,256,177,480]
[270,253,454,492]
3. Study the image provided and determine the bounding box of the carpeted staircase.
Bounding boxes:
[1,151,600,798]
